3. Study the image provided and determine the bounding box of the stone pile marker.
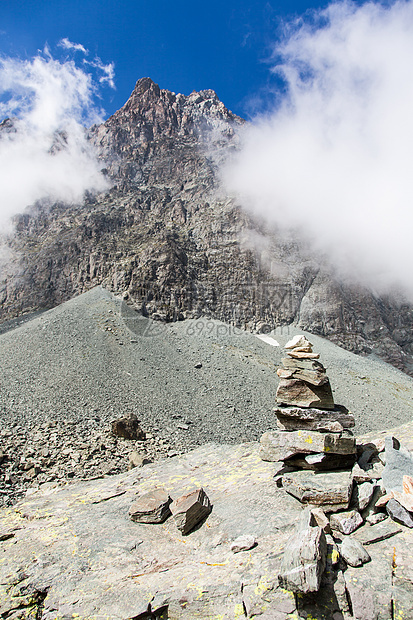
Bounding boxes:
[258,335,413,615]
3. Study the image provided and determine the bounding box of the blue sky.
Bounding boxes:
[1,0,337,119]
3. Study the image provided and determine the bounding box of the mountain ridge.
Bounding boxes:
[1,77,412,375]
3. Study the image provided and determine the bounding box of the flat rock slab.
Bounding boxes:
[276,378,335,410]
[275,406,355,432]
[129,487,172,523]
[282,469,353,511]
[259,429,355,462]
[0,443,304,620]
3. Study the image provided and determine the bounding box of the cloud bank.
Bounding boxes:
[224,0,413,298]
[0,44,113,233]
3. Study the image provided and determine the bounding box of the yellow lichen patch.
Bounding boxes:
[254,575,271,596]
[234,603,245,618]
[331,549,340,564]
[304,436,313,444]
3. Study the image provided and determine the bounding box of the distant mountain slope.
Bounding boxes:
[1,77,412,375]
[1,286,412,439]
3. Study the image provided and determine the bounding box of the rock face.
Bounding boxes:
[0,77,413,376]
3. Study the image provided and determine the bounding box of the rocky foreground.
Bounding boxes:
[1,421,413,620]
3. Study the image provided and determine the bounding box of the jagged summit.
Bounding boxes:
[94,76,243,160]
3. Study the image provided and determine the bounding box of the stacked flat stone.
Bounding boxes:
[260,335,357,476]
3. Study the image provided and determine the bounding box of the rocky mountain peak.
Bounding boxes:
[1,76,413,377]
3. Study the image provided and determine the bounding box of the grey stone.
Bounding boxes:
[170,487,212,535]
[340,537,371,567]
[386,498,413,528]
[382,436,413,493]
[276,377,335,410]
[353,481,375,511]
[128,487,172,523]
[230,535,256,553]
[310,507,331,533]
[366,512,387,525]
[330,510,363,535]
[259,429,355,462]
[275,405,355,432]
[128,451,145,469]
[282,469,353,511]
[278,525,327,594]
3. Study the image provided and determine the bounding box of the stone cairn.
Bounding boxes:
[260,334,357,475]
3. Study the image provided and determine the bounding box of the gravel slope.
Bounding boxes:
[0,286,412,504]
[1,285,412,439]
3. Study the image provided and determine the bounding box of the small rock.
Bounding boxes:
[276,378,334,410]
[386,498,413,528]
[330,510,363,535]
[282,469,353,512]
[129,488,172,524]
[170,488,212,535]
[340,537,371,567]
[230,535,256,553]
[285,335,313,349]
[366,512,387,525]
[194,362,203,369]
[310,507,331,533]
[128,451,145,469]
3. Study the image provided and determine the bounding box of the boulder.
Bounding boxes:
[276,378,334,410]
[129,488,172,523]
[278,525,327,593]
[382,436,413,493]
[111,414,145,440]
[275,406,355,432]
[170,488,212,535]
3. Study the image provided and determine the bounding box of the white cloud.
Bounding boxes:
[0,48,113,233]
[58,38,88,54]
[85,58,115,89]
[223,0,413,298]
